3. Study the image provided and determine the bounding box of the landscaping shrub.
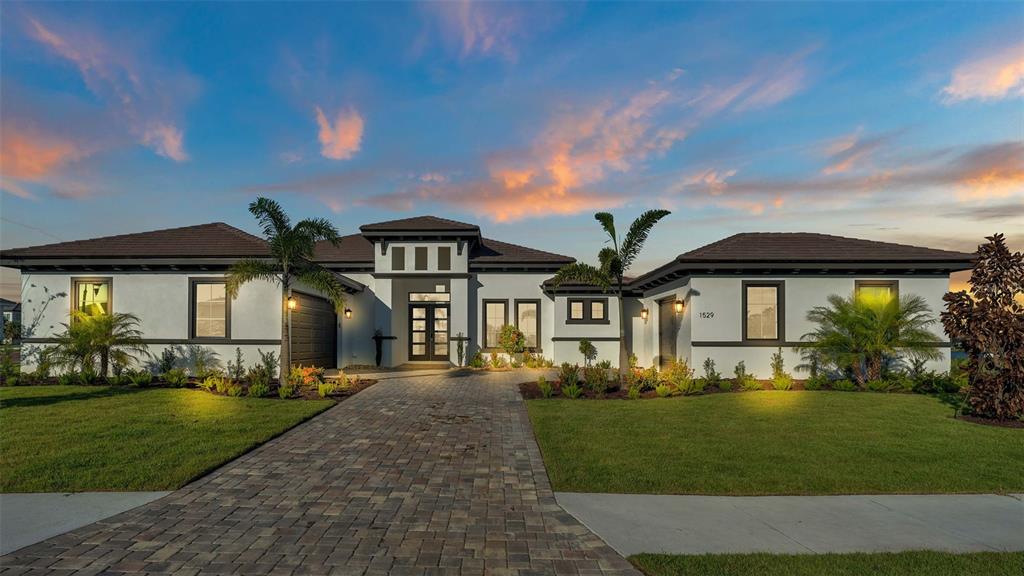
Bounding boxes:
[157,349,177,374]
[578,339,597,367]
[734,361,760,391]
[770,348,794,390]
[559,363,580,386]
[77,367,99,386]
[107,375,127,386]
[162,368,189,388]
[58,372,78,386]
[655,383,673,398]
[866,379,893,393]
[498,325,525,361]
[248,381,270,398]
[911,371,963,394]
[638,366,659,391]
[662,358,694,394]
[257,349,279,380]
[523,352,554,369]
[717,378,734,392]
[277,383,296,399]
[627,384,642,400]
[537,376,554,399]
[247,364,272,392]
[583,366,607,395]
[127,370,153,387]
[226,347,245,383]
[469,351,485,369]
[317,382,337,398]
[225,383,244,397]
[562,381,583,399]
[701,358,721,388]
[215,375,232,394]
[832,379,857,392]
[596,359,612,370]
[629,353,639,370]
[804,374,829,391]
[290,365,324,388]
[489,352,507,369]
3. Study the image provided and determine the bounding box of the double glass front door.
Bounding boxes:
[409,303,449,361]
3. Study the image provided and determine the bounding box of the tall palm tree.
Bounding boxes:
[226,197,347,383]
[553,210,671,382]
[797,292,942,384]
[53,311,148,376]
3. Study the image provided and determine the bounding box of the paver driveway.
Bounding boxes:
[1,371,638,575]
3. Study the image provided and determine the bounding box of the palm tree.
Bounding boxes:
[797,292,942,384]
[226,197,347,383]
[553,210,671,383]
[53,311,148,376]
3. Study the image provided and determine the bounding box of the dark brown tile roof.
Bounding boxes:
[360,215,480,233]
[0,222,271,259]
[470,238,575,265]
[312,234,374,263]
[677,233,975,262]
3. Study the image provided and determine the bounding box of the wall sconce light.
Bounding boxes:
[287,296,297,311]
[344,308,352,319]
[640,308,649,321]
[674,299,684,314]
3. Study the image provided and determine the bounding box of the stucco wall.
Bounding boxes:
[374,241,468,274]
[473,273,556,361]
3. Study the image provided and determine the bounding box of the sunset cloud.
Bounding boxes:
[0,122,88,198]
[943,41,1024,102]
[24,15,195,161]
[821,129,897,175]
[420,0,531,61]
[315,106,364,160]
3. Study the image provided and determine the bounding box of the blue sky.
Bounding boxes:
[1,1,1022,298]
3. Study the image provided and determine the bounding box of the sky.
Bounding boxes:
[1,1,1022,300]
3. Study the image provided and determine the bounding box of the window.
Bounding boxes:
[856,280,898,305]
[72,278,111,318]
[392,246,406,271]
[415,246,428,270]
[483,300,507,349]
[515,300,540,350]
[744,282,782,341]
[191,279,230,339]
[566,298,609,324]
[438,246,451,271]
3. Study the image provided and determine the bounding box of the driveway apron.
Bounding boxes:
[0,371,637,575]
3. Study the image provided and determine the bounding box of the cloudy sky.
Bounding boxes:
[1,2,1022,299]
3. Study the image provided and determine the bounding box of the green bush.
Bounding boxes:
[911,371,964,394]
[701,358,721,388]
[717,378,734,392]
[226,347,245,383]
[804,374,829,391]
[523,352,554,369]
[562,381,583,399]
[866,379,893,393]
[107,375,128,386]
[498,325,525,359]
[578,339,597,366]
[627,384,642,400]
[469,351,485,369]
[596,359,612,370]
[317,382,337,398]
[655,383,673,398]
[77,368,99,386]
[225,383,244,397]
[734,361,760,391]
[772,373,794,391]
[662,359,695,394]
[638,366,660,391]
[277,383,296,399]
[769,348,794,390]
[198,375,217,392]
[890,374,915,393]
[559,363,580,386]
[832,379,858,392]
[127,370,153,387]
[162,368,189,388]
[537,376,554,399]
[248,381,270,398]
[489,352,506,369]
[58,372,78,386]
[740,378,762,392]
[583,366,607,394]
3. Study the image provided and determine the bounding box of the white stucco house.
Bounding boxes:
[0,215,974,377]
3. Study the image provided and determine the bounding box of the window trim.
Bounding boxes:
[71,277,113,318]
[742,281,784,342]
[855,279,899,302]
[566,297,610,325]
[414,246,428,271]
[189,277,232,341]
[438,246,452,271]
[514,299,542,352]
[482,299,508,350]
[391,246,406,271]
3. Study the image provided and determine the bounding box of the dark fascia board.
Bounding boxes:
[470,264,571,273]
[359,230,481,242]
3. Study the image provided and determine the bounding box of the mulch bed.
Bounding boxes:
[289,378,377,400]
[956,414,1024,429]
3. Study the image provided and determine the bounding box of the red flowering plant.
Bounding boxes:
[289,365,325,388]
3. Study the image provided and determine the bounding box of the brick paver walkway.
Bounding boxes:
[1,371,638,575]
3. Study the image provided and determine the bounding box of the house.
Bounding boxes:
[0,216,974,377]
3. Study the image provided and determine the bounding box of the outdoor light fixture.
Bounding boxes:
[674,299,684,314]
[287,296,297,311]
[344,308,352,319]
[640,308,649,321]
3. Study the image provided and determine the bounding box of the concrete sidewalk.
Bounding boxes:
[0,491,169,555]
[556,492,1024,556]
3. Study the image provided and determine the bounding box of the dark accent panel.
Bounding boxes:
[391,246,406,271]
[415,247,428,271]
[289,291,337,368]
[438,246,452,271]
[742,280,785,344]
[551,336,620,342]
[188,277,231,342]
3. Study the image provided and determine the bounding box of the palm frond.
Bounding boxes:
[620,209,671,271]
[294,265,347,309]
[225,259,281,298]
[551,262,612,291]
[598,247,623,280]
[293,218,342,246]
[249,197,291,239]
[594,212,618,251]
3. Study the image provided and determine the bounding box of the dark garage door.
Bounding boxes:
[290,292,337,368]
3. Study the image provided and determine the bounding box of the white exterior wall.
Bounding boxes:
[637,278,692,369]
[374,241,468,274]
[474,273,557,361]
[337,273,376,368]
[550,293,621,366]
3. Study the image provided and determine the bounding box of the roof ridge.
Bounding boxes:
[2,222,247,252]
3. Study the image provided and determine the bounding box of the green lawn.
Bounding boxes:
[527,392,1024,495]
[630,552,1024,576]
[0,386,333,492]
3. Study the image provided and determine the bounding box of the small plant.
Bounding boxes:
[248,381,270,398]
[734,361,759,391]
[198,375,217,391]
[107,374,128,386]
[162,368,189,388]
[215,376,233,394]
[1,347,20,385]
[77,367,99,386]
[290,365,324,387]
[558,363,580,386]
[318,382,338,397]
[226,347,245,382]
[469,351,485,368]
[523,352,554,369]
[866,379,893,393]
[277,383,296,399]
[578,339,597,367]
[596,359,612,370]
[537,376,554,398]
[627,384,642,400]
[127,369,153,387]
[498,325,525,361]
[225,383,244,397]
[58,372,78,386]
[804,374,828,391]
[638,366,660,391]
[772,374,794,390]
[628,353,638,370]
[489,352,506,369]
[717,378,734,392]
[655,383,673,398]
[562,381,583,399]
[157,348,177,373]
[832,379,858,392]
[257,349,279,380]
[583,366,607,395]
[662,358,695,395]
[702,358,721,387]
[770,348,794,390]
[456,332,466,367]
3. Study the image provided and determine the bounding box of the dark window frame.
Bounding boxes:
[414,246,428,271]
[482,299,509,350]
[514,299,542,351]
[189,277,232,341]
[742,281,784,342]
[392,246,406,271]
[855,279,899,301]
[71,277,113,318]
[566,297,610,325]
[438,246,452,271]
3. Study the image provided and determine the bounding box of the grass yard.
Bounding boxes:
[0,386,333,492]
[630,551,1024,576]
[527,392,1024,495]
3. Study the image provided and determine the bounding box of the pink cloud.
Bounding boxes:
[820,129,897,175]
[315,106,364,160]
[943,41,1024,103]
[0,122,89,198]
[420,0,531,61]
[141,123,188,162]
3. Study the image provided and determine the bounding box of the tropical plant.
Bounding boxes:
[717,378,734,393]
[226,197,348,383]
[225,383,244,397]
[226,347,245,382]
[562,381,583,399]
[77,366,99,386]
[127,370,153,387]
[456,332,466,367]
[162,368,189,387]
[655,383,673,398]
[290,365,324,387]
[558,362,580,386]
[52,312,148,377]
[797,292,942,386]
[469,351,485,368]
[627,384,642,400]
[199,375,218,392]
[278,383,296,399]
[832,379,858,392]
[498,325,525,361]
[537,376,554,399]
[317,382,337,397]
[733,361,759,391]
[578,339,597,367]
[489,352,506,369]
[804,374,828,391]
[553,209,672,382]
[248,381,270,398]
[942,234,1024,420]
[57,372,77,386]
[661,358,694,394]
[866,379,893,393]
[157,348,177,374]
[596,359,612,370]
[770,348,794,390]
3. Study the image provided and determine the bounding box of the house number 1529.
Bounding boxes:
[698,312,715,319]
